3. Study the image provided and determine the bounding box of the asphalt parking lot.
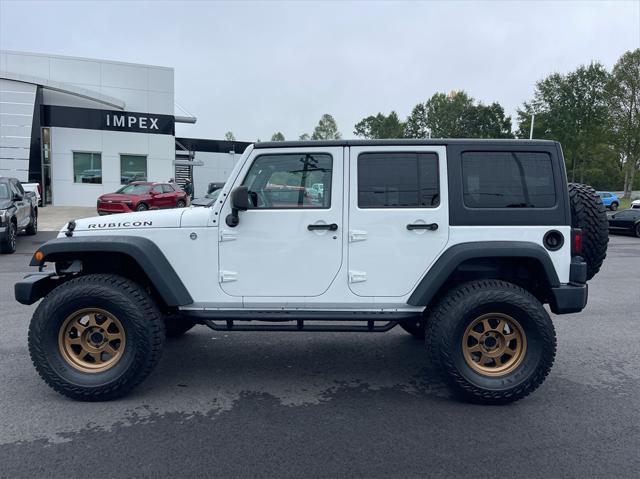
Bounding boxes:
[0,231,638,478]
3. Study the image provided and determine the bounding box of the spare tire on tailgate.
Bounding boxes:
[568,183,609,280]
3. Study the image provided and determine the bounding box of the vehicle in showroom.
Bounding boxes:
[15,139,609,404]
[1,176,38,254]
[608,208,640,237]
[96,181,188,215]
[596,191,620,210]
[207,182,225,194]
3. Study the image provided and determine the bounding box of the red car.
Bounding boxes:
[97,182,188,215]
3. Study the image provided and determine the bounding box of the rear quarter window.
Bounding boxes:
[462,151,556,208]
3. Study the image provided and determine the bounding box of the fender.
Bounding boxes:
[407,241,560,306]
[27,235,193,306]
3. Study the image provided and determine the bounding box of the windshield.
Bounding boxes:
[116,184,152,195]
[0,183,9,199]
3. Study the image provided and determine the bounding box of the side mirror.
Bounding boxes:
[226,186,249,227]
[13,193,23,201]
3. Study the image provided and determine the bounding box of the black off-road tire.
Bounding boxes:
[0,220,16,254]
[25,208,37,235]
[28,274,165,401]
[399,319,426,339]
[164,313,197,338]
[176,199,186,208]
[425,280,556,405]
[568,183,608,280]
[635,223,640,238]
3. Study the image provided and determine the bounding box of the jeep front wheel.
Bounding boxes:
[426,280,556,404]
[28,274,165,401]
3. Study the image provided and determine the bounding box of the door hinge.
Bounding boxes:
[349,271,367,283]
[219,270,238,283]
[219,230,238,242]
[349,230,368,242]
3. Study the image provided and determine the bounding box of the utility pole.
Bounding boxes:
[529,114,535,140]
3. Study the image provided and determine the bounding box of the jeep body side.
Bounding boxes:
[16,139,606,404]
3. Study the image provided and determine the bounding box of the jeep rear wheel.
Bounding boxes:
[28,274,165,401]
[426,280,556,404]
[568,183,608,280]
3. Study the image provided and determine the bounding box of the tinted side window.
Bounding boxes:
[462,151,555,208]
[358,152,439,208]
[242,153,332,209]
[162,184,175,193]
[152,185,163,194]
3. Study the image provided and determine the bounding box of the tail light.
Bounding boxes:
[571,228,583,256]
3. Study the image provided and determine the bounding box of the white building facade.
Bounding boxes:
[0,51,248,206]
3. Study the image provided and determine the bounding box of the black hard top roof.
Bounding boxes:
[253,139,558,149]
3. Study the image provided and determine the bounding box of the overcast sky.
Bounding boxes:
[1,0,638,141]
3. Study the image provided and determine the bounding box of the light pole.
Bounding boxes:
[529,114,535,140]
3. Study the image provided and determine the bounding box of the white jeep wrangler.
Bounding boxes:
[16,140,608,404]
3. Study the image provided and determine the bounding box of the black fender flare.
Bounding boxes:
[407,241,560,306]
[29,235,193,306]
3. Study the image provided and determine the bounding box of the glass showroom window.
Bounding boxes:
[73,152,102,184]
[120,155,148,184]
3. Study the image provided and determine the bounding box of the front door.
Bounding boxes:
[347,145,449,297]
[218,147,343,297]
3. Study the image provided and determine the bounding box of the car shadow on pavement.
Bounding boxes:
[148,329,448,402]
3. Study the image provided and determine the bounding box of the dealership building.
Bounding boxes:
[0,50,248,206]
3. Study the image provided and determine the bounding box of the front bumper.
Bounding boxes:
[14,272,60,305]
[97,203,133,215]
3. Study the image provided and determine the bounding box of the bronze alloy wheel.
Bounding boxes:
[58,308,126,373]
[462,313,527,377]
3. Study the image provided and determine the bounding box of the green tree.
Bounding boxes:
[353,111,405,139]
[224,131,235,141]
[404,103,429,138]
[311,114,341,140]
[609,49,640,198]
[271,132,285,141]
[405,91,513,139]
[299,133,311,140]
[517,62,612,183]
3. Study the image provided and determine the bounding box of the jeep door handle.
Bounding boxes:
[407,223,438,231]
[308,223,338,231]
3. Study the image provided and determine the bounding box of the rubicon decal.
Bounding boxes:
[87,221,153,229]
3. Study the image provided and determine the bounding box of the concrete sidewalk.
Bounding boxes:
[37,206,96,231]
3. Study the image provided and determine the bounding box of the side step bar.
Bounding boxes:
[202,320,398,333]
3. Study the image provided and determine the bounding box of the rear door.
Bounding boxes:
[347,145,449,297]
[218,147,343,297]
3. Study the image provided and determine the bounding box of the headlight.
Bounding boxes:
[0,209,6,223]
